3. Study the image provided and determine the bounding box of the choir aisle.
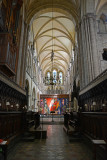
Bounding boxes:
[8,124,92,160]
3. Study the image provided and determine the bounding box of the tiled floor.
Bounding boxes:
[8,123,93,160]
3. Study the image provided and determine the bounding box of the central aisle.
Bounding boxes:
[9,125,92,160]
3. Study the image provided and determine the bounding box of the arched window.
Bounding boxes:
[53,70,57,83]
[47,72,50,79]
[47,72,50,83]
[59,72,63,84]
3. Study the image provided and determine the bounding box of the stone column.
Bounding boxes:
[16,16,24,85]
[81,18,89,86]
[82,15,94,83]
[86,13,100,77]
[85,16,94,82]
[78,22,86,88]
[76,24,83,89]
[22,24,30,88]
[78,13,100,89]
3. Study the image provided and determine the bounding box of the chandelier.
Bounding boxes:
[44,51,61,86]
[44,47,61,85]
[43,1,60,86]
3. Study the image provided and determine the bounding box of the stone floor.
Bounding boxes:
[8,123,93,160]
[40,114,64,124]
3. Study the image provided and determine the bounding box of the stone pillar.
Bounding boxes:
[16,16,24,85]
[19,22,27,87]
[78,13,100,89]
[78,22,86,88]
[81,15,94,84]
[76,25,83,89]
[22,24,30,88]
[86,14,100,77]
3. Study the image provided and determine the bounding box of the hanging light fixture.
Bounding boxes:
[44,0,60,86]
[51,0,54,61]
[49,0,54,86]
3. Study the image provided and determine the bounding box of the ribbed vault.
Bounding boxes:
[26,0,80,76]
[31,11,75,74]
[26,0,80,24]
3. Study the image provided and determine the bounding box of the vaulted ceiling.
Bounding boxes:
[25,0,106,76]
[25,0,80,76]
[32,11,75,74]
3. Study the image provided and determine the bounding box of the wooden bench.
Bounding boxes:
[29,125,47,139]
[0,140,9,160]
[28,120,34,128]
[0,133,21,160]
[91,140,106,160]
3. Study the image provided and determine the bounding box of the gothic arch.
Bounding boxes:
[25,1,80,78]
[96,0,107,15]
[26,0,79,25]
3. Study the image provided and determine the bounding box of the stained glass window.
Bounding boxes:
[59,72,63,84]
[47,72,50,83]
[53,70,57,83]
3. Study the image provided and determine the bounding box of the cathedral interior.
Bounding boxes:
[0,0,107,160]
